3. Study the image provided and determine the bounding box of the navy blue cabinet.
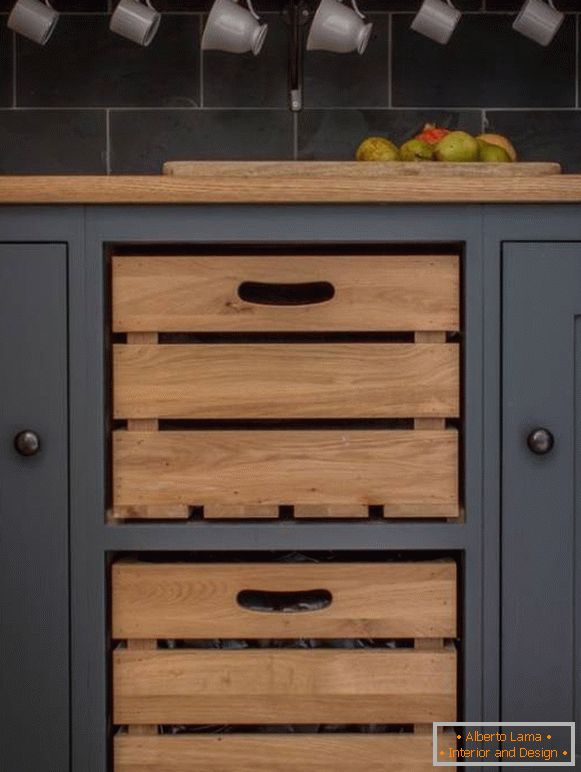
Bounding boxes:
[503,243,580,760]
[0,245,69,772]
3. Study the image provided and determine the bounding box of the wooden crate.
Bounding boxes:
[111,253,460,520]
[112,560,458,770]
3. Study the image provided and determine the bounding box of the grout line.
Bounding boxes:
[11,31,16,109]
[105,109,111,175]
[3,106,581,113]
[387,13,392,108]
[481,108,487,133]
[293,112,298,160]
[199,16,204,108]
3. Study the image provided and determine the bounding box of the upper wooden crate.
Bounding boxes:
[111,252,461,520]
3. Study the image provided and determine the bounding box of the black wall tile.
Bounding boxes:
[0,23,12,108]
[17,14,200,107]
[0,1,107,9]
[110,109,294,172]
[485,110,581,172]
[361,0,481,10]
[204,15,287,108]
[0,109,106,173]
[298,108,482,159]
[487,0,579,11]
[303,15,389,108]
[392,13,575,108]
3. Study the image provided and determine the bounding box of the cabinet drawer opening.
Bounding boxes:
[110,553,460,771]
[108,245,463,523]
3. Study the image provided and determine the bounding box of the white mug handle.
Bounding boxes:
[245,0,260,20]
[350,0,366,19]
[546,0,557,7]
[445,0,458,7]
[144,0,157,8]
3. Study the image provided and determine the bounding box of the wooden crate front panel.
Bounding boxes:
[114,734,438,772]
[113,342,460,420]
[112,429,458,512]
[112,255,460,333]
[113,648,457,725]
[112,561,457,640]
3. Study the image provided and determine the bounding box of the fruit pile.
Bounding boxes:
[356,124,517,163]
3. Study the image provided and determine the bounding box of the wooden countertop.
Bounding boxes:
[2,163,581,203]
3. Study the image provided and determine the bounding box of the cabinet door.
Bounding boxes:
[0,246,68,771]
[503,243,579,756]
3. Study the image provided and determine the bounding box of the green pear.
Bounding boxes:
[435,131,479,162]
[478,140,511,163]
[400,138,433,161]
[355,137,400,161]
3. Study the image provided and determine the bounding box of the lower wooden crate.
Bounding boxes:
[114,734,441,772]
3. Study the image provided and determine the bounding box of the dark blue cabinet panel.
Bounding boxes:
[0,245,69,772]
[503,243,580,756]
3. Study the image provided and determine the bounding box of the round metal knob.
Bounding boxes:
[527,427,554,455]
[14,430,41,457]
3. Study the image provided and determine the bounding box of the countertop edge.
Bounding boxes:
[2,175,581,204]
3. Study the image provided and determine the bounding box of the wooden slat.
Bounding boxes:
[414,638,445,734]
[114,648,457,725]
[203,504,279,518]
[112,561,457,640]
[110,505,191,520]
[127,641,158,737]
[115,734,438,772]
[112,255,459,333]
[113,343,459,420]
[414,333,449,430]
[113,332,189,521]
[293,504,369,518]
[112,429,459,513]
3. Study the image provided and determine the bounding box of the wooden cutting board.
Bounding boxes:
[163,160,562,178]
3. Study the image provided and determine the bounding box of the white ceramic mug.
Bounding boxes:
[202,0,268,56]
[411,0,461,45]
[307,0,373,55]
[513,0,563,46]
[110,0,161,47]
[8,0,58,45]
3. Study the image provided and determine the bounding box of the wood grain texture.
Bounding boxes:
[165,160,561,177]
[112,429,459,513]
[112,255,460,333]
[127,641,158,737]
[6,170,581,205]
[113,648,457,725]
[113,343,460,419]
[114,734,438,772]
[112,561,457,640]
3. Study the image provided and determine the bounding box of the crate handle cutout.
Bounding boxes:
[236,588,333,613]
[237,281,335,306]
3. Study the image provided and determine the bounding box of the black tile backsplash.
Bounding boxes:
[392,13,576,107]
[1,4,581,172]
[110,109,294,172]
[204,15,287,108]
[303,15,389,108]
[0,110,106,173]
[17,14,200,107]
[0,22,13,108]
